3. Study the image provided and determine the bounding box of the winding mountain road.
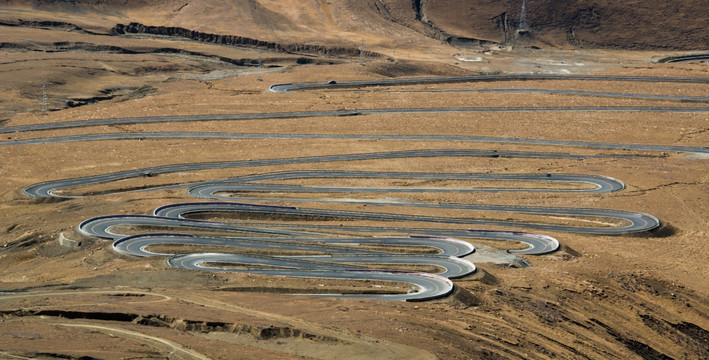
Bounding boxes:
[16,73,705,300]
[267,74,709,93]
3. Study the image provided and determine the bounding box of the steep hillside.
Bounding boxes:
[4,0,707,50]
[417,0,709,49]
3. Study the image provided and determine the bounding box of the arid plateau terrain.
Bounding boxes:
[0,1,708,359]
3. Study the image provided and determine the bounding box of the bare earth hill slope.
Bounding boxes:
[5,0,709,50]
[0,1,708,359]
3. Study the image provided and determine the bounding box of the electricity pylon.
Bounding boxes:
[518,0,528,31]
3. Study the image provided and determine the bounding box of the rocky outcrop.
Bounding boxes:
[113,22,381,58]
[0,308,342,342]
[0,19,102,35]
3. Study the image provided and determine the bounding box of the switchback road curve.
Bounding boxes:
[27,149,655,237]
[1,74,708,136]
[18,73,703,300]
[37,149,657,300]
[23,149,601,198]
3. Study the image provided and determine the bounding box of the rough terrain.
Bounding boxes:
[0,1,707,359]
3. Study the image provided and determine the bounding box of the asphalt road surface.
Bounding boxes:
[1,75,708,136]
[267,74,709,93]
[16,74,704,300]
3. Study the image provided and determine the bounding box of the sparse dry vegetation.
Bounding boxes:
[0,1,707,359]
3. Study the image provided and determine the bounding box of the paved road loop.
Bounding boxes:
[18,74,705,300]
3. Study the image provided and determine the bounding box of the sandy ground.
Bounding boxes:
[0,17,708,360]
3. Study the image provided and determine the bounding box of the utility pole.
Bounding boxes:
[257,50,262,81]
[360,38,365,66]
[41,80,47,115]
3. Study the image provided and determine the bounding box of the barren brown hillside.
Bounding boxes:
[420,0,709,49]
[4,0,709,49]
[0,1,707,359]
